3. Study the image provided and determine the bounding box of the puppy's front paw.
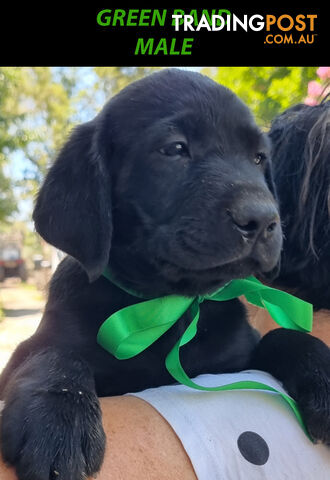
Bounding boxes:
[250,329,330,445]
[0,385,106,480]
[298,365,330,445]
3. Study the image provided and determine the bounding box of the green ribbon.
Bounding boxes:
[97,273,314,441]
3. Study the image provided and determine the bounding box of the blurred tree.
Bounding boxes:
[0,67,75,220]
[14,67,161,202]
[206,67,318,127]
[1,67,160,226]
[0,68,27,221]
[93,67,160,103]
[16,67,74,191]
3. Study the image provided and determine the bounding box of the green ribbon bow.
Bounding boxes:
[97,272,314,441]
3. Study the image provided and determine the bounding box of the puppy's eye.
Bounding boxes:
[159,142,189,157]
[254,152,267,165]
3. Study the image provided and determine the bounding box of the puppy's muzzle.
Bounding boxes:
[228,201,280,241]
[227,197,282,272]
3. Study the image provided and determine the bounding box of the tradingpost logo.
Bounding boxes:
[96,9,319,55]
[171,12,318,46]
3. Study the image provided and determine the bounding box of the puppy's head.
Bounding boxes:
[33,69,282,296]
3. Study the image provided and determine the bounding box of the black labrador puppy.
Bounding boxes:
[0,69,329,480]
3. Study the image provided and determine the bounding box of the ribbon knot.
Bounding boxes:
[197,295,206,304]
[97,272,314,441]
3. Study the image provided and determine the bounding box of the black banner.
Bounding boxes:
[0,6,327,66]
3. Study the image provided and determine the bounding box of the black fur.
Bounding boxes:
[270,99,330,309]
[0,70,329,480]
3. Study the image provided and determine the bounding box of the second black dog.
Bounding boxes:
[270,99,330,309]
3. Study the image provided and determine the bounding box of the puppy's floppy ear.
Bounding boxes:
[33,121,112,282]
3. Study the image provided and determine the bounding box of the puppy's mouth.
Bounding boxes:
[151,221,282,284]
[155,255,262,282]
[152,255,264,296]
[150,237,281,297]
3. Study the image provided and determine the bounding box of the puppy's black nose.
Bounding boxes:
[228,202,279,240]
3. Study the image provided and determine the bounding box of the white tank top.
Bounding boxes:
[130,370,330,480]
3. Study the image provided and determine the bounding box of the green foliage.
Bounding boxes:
[0,67,27,221]
[206,67,317,127]
[0,67,161,227]
[0,68,76,210]
[0,68,27,151]
[93,67,160,100]
[0,67,72,220]
[16,67,74,185]
[0,173,16,222]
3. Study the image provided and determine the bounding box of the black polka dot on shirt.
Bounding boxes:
[237,431,270,465]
